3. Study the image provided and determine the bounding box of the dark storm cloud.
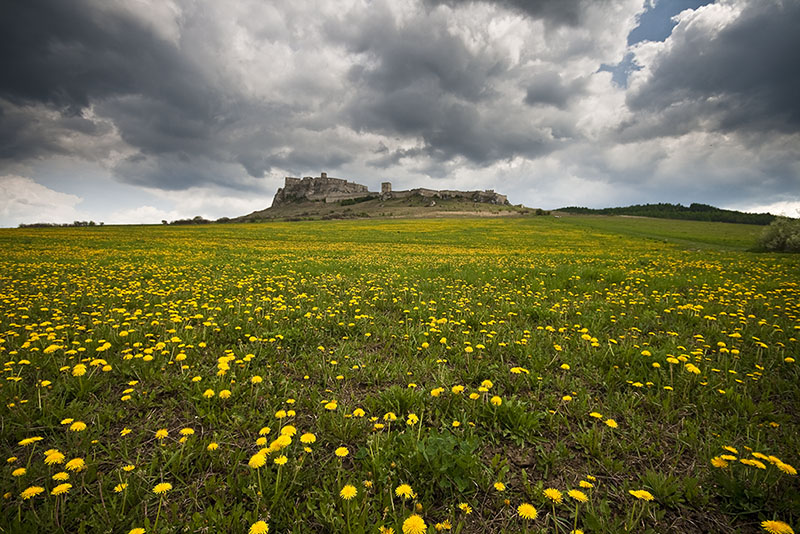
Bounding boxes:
[0,1,202,112]
[333,7,503,103]
[0,0,247,187]
[333,6,554,168]
[524,72,587,109]
[0,0,366,189]
[625,0,800,139]
[425,0,593,26]
[0,0,617,187]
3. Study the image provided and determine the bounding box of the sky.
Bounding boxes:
[1,0,799,226]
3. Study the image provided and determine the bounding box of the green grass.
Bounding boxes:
[0,218,798,534]
[556,215,765,250]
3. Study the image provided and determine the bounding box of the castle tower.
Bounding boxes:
[381,182,392,194]
[320,172,327,179]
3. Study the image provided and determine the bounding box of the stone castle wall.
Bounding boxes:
[271,174,509,207]
[272,173,371,206]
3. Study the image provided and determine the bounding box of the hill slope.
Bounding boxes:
[234,194,534,222]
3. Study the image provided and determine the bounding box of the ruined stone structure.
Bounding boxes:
[271,173,509,207]
[272,173,374,206]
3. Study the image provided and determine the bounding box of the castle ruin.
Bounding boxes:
[271,172,509,207]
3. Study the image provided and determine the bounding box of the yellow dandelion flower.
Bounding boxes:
[494,481,506,491]
[51,483,71,496]
[65,458,86,472]
[203,389,215,398]
[21,486,44,500]
[395,484,415,499]
[711,457,728,468]
[207,442,219,451]
[776,462,797,476]
[179,428,194,436]
[517,503,538,520]
[604,419,618,428]
[274,455,288,465]
[300,433,316,444]
[579,480,594,488]
[335,447,349,458]
[249,520,269,534]
[52,472,69,481]
[18,437,43,446]
[153,482,172,494]
[568,489,588,502]
[12,467,26,477]
[761,520,794,534]
[249,453,266,469]
[114,483,128,493]
[340,484,357,500]
[490,396,502,406]
[458,502,472,514]
[544,488,563,503]
[629,489,654,501]
[121,428,132,436]
[129,529,146,534]
[402,514,427,534]
[69,421,87,432]
[155,429,168,440]
[259,426,271,436]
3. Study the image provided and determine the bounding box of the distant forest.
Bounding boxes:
[557,203,776,225]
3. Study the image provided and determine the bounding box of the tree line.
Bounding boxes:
[557,203,776,225]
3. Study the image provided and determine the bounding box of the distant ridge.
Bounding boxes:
[556,203,776,225]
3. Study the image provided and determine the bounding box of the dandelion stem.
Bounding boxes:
[574,502,579,533]
[154,495,164,533]
[552,502,560,534]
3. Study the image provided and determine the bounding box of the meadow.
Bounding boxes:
[0,216,797,534]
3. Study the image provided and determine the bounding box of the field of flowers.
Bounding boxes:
[1,217,797,534]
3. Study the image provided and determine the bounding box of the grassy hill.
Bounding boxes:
[557,202,775,225]
[233,195,534,222]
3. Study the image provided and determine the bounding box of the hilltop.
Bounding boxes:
[233,172,533,221]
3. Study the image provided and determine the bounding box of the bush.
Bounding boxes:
[758,216,800,252]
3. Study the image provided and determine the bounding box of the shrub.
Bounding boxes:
[758,216,800,252]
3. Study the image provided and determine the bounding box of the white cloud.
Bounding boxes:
[729,200,800,218]
[0,175,85,227]
[103,186,275,224]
